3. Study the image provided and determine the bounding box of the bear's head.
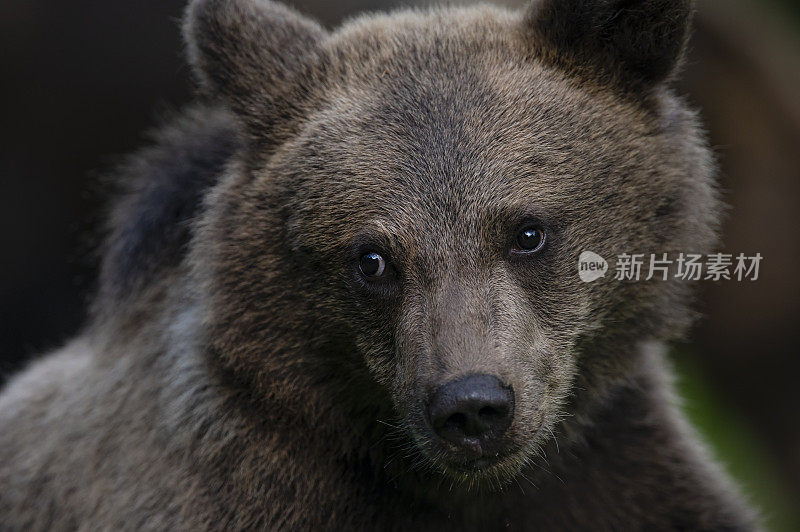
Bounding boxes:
[185,0,718,486]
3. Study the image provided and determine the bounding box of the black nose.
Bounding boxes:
[427,374,514,455]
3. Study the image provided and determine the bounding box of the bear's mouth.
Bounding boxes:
[433,439,518,471]
[417,433,528,483]
[434,450,529,488]
[443,455,506,473]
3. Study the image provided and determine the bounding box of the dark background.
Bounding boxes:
[1,0,798,529]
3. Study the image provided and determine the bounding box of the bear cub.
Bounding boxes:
[0,0,758,530]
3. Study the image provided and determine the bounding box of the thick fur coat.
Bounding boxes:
[0,0,758,530]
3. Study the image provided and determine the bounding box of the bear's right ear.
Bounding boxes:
[184,0,327,139]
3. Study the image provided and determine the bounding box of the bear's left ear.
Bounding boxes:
[184,0,328,139]
[525,0,693,92]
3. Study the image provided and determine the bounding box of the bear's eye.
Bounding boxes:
[359,252,387,279]
[513,225,546,254]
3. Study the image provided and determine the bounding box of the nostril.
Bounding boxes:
[478,405,500,419]
[444,412,468,432]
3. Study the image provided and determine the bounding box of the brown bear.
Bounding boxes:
[0,0,759,530]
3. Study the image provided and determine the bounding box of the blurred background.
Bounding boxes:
[1,0,798,528]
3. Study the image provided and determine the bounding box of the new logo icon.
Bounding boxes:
[578,251,608,283]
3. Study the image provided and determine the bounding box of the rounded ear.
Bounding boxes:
[525,0,693,92]
[183,0,328,139]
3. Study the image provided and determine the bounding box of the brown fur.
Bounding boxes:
[1,1,759,530]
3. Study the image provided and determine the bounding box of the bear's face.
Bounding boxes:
[187,0,717,485]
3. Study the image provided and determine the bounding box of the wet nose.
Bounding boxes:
[427,374,514,455]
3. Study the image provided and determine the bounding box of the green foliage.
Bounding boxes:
[672,348,800,532]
